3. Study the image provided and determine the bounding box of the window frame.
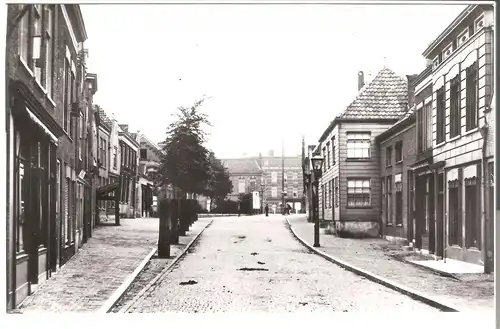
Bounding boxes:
[346,178,371,208]
[436,87,446,144]
[395,141,403,163]
[331,136,336,165]
[465,62,478,131]
[346,132,371,160]
[449,75,462,139]
[386,146,392,167]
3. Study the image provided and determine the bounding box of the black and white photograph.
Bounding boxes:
[3,0,496,319]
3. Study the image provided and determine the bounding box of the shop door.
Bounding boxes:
[414,175,424,250]
[436,173,444,257]
[428,174,436,254]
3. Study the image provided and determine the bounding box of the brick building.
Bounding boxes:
[5,4,95,309]
[221,158,263,203]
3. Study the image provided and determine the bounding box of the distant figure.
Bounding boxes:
[265,204,269,217]
[238,203,241,217]
[287,204,292,215]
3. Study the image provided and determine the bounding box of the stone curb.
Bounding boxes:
[113,218,215,313]
[98,243,158,313]
[285,217,461,312]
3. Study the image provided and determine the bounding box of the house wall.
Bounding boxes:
[337,121,395,237]
[379,123,417,241]
[318,125,340,225]
[429,7,494,265]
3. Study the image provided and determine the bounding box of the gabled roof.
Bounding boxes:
[338,67,409,120]
[222,158,262,175]
[318,67,409,143]
[97,107,112,130]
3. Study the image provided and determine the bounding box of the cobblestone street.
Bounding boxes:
[123,215,437,313]
[287,215,494,312]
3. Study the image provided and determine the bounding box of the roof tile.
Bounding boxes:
[338,67,409,120]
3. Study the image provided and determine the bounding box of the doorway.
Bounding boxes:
[436,173,444,257]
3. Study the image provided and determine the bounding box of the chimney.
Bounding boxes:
[136,130,141,143]
[358,71,364,91]
[406,74,418,109]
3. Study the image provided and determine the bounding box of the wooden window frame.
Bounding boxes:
[465,62,478,131]
[347,178,371,208]
[346,132,371,159]
[449,75,461,139]
[395,141,403,163]
[436,87,446,144]
[386,146,392,167]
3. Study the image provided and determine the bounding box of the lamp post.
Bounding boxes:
[260,182,265,214]
[311,154,324,247]
[304,172,312,221]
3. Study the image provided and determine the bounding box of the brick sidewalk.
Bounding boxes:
[14,217,209,313]
[287,215,494,312]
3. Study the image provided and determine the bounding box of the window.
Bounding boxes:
[408,171,415,228]
[238,178,245,194]
[328,181,332,209]
[63,58,70,132]
[271,171,277,183]
[45,5,54,97]
[386,147,392,167]
[395,174,403,225]
[56,159,60,222]
[381,178,386,224]
[322,147,326,170]
[465,174,480,249]
[466,62,478,131]
[436,87,446,144]
[450,76,461,138]
[324,183,328,209]
[17,160,25,253]
[140,149,147,160]
[331,137,336,165]
[78,116,83,160]
[347,179,371,208]
[271,187,277,198]
[334,178,339,207]
[65,177,70,244]
[395,141,403,163]
[326,142,331,169]
[69,68,75,138]
[33,5,42,83]
[448,175,462,246]
[386,176,392,224]
[347,132,370,159]
[18,5,30,64]
[113,146,118,169]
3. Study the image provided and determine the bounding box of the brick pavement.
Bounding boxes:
[125,215,436,312]
[15,217,209,313]
[287,215,494,312]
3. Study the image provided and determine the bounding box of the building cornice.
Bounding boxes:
[422,5,477,58]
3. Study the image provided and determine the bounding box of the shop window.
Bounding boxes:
[465,176,480,249]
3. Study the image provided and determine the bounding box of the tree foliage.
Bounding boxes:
[204,151,233,208]
[159,99,212,195]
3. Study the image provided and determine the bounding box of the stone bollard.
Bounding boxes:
[158,199,171,258]
[169,199,180,244]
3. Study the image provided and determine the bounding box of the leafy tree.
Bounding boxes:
[159,98,212,197]
[204,151,233,209]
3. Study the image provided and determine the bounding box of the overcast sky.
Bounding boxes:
[80,3,467,159]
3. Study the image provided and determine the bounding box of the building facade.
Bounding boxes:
[222,158,263,203]
[6,4,95,309]
[118,125,139,218]
[377,107,417,242]
[258,153,304,214]
[136,133,161,217]
[316,68,410,238]
[411,4,494,268]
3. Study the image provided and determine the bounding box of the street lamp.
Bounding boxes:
[311,154,324,247]
[260,182,265,214]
